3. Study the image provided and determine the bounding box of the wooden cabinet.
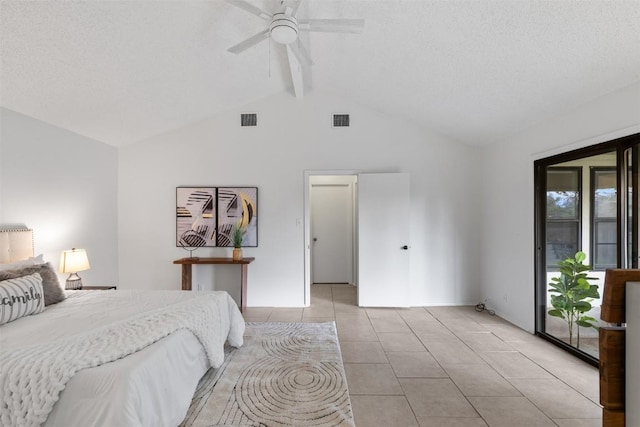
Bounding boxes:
[599,269,640,426]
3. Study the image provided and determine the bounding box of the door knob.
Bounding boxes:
[401,245,409,250]
[313,238,318,242]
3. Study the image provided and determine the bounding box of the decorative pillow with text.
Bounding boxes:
[0,262,65,306]
[0,273,45,325]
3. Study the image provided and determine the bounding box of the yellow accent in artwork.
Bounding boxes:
[239,192,256,228]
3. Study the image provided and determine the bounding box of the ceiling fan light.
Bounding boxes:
[271,25,297,44]
[270,14,298,44]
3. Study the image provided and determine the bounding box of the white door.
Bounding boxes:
[311,177,354,283]
[358,172,411,307]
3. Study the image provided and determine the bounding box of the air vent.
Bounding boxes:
[333,114,350,127]
[241,113,257,127]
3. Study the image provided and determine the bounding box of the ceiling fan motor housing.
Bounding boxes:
[270,13,298,44]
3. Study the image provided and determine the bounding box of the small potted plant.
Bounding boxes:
[548,251,600,348]
[231,223,244,261]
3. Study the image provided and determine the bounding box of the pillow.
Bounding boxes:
[0,254,45,271]
[0,273,45,325]
[0,262,66,306]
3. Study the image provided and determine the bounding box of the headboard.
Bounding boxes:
[0,229,34,264]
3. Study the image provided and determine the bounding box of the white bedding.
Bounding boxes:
[0,290,245,427]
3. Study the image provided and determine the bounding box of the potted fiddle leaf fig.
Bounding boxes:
[231,223,245,261]
[548,251,600,348]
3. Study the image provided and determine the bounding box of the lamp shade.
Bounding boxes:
[59,248,90,273]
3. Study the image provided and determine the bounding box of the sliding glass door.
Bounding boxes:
[625,145,640,269]
[535,134,639,365]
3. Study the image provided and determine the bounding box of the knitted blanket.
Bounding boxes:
[0,293,244,427]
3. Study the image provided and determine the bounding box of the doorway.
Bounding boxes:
[303,170,412,307]
[310,175,357,285]
[304,170,359,306]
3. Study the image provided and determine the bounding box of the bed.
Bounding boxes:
[0,229,245,427]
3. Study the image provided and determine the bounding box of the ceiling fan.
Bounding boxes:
[225,0,364,98]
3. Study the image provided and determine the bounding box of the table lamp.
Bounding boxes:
[59,248,91,290]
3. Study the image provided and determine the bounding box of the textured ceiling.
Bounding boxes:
[1,0,639,147]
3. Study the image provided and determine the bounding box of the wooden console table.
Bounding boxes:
[173,257,255,313]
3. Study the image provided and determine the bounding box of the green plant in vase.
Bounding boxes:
[231,223,245,261]
[548,251,600,348]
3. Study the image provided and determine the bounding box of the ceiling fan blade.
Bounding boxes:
[227,29,270,54]
[225,0,272,20]
[285,45,305,99]
[288,40,313,66]
[290,0,303,17]
[299,19,365,34]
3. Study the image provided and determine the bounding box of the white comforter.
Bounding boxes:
[0,290,245,427]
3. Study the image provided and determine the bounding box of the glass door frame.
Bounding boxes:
[534,133,640,366]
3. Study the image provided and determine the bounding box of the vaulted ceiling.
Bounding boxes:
[1,0,639,147]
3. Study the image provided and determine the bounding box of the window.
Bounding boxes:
[591,167,617,270]
[546,168,581,268]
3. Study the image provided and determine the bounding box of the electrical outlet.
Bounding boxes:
[197,283,203,291]
[503,293,508,302]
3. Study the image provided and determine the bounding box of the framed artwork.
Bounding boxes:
[176,187,217,247]
[176,186,258,248]
[217,187,258,247]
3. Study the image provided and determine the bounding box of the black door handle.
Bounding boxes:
[401,245,409,250]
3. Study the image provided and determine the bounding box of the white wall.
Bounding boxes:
[0,108,119,287]
[118,91,482,307]
[3,81,637,319]
[480,82,640,332]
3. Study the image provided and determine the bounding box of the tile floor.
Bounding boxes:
[242,284,601,427]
